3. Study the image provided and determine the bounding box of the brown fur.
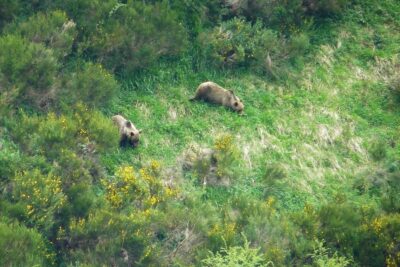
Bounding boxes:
[190,81,244,114]
[112,115,142,148]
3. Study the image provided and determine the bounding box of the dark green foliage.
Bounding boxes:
[200,19,279,69]
[357,214,400,267]
[0,220,53,266]
[70,1,188,74]
[369,139,387,161]
[0,0,20,29]
[61,62,118,109]
[317,203,362,255]
[200,18,310,76]
[303,0,349,17]
[224,0,349,31]
[5,10,78,60]
[0,35,58,109]
[64,183,95,219]
[64,210,147,266]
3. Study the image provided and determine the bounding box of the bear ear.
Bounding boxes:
[125,120,132,127]
[229,90,235,96]
[138,129,143,133]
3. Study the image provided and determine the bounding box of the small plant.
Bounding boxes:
[202,235,272,267]
[309,240,352,267]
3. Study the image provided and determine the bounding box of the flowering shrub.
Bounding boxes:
[214,134,240,179]
[64,210,150,266]
[11,169,66,234]
[358,214,400,267]
[104,161,179,210]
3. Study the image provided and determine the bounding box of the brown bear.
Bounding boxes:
[112,115,142,148]
[190,81,244,114]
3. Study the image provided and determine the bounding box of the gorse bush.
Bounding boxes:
[360,214,400,267]
[10,169,67,235]
[63,210,149,266]
[5,10,77,60]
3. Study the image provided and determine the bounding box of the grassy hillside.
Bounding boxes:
[1,1,399,266]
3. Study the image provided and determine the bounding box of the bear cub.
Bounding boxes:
[112,115,142,148]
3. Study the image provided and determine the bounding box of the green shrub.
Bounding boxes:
[11,106,118,158]
[309,240,352,267]
[224,0,304,31]
[0,0,20,29]
[357,214,400,267]
[60,62,118,109]
[0,139,21,182]
[303,0,349,17]
[61,183,95,220]
[200,18,309,75]
[0,34,58,109]
[6,10,78,60]
[202,236,270,267]
[368,139,387,161]
[0,220,54,266]
[10,169,67,235]
[64,210,148,266]
[317,203,362,256]
[200,18,279,70]
[73,1,187,74]
[224,0,348,30]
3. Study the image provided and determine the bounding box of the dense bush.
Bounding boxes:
[200,19,278,70]
[0,0,20,29]
[9,169,67,235]
[357,213,400,267]
[200,18,310,75]
[67,1,188,74]
[62,210,148,266]
[202,237,270,267]
[0,220,54,266]
[60,62,118,109]
[224,0,349,30]
[6,10,78,60]
[0,35,58,109]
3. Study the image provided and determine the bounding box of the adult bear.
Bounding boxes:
[190,81,244,114]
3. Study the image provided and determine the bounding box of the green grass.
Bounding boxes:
[99,10,400,214]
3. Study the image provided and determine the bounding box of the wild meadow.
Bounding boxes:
[0,1,399,266]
